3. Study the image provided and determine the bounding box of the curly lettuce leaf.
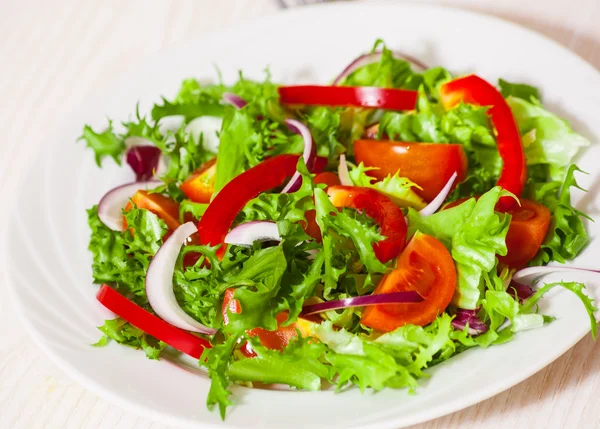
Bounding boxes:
[348,162,426,209]
[87,205,167,304]
[94,318,166,359]
[531,165,589,265]
[240,159,315,224]
[408,187,512,309]
[340,39,423,89]
[79,121,125,166]
[227,336,330,390]
[151,78,226,121]
[314,187,388,298]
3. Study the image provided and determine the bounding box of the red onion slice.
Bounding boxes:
[513,266,600,284]
[508,281,535,301]
[126,146,162,181]
[451,309,488,336]
[97,180,161,231]
[301,291,423,316]
[281,118,316,193]
[146,222,217,335]
[224,221,281,247]
[338,154,353,186]
[419,172,458,216]
[333,50,428,86]
[222,92,247,109]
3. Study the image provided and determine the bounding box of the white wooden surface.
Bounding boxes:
[2,1,600,428]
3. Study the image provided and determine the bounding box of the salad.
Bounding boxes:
[81,41,597,418]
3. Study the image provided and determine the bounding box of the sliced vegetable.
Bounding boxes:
[180,158,218,203]
[278,86,418,111]
[419,172,457,216]
[197,154,299,246]
[440,75,527,209]
[146,222,217,335]
[337,154,353,186]
[224,221,281,247]
[301,291,423,316]
[281,119,316,193]
[451,309,487,335]
[333,50,427,85]
[498,199,551,268]
[313,172,341,188]
[327,185,407,263]
[361,232,457,331]
[126,146,162,181]
[354,140,467,201]
[222,92,247,109]
[513,265,600,283]
[98,181,161,231]
[96,284,210,359]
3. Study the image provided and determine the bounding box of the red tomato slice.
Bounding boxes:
[361,233,456,331]
[354,140,468,202]
[498,199,551,268]
[180,158,217,203]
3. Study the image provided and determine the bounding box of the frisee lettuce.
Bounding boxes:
[348,162,426,209]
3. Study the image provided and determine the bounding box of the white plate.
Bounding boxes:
[4,2,600,428]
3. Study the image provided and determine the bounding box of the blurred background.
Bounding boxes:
[1,1,600,428]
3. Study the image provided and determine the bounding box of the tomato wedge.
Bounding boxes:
[498,199,551,268]
[96,285,210,359]
[125,190,182,231]
[198,154,300,247]
[440,75,527,210]
[354,140,468,202]
[278,86,418,110]
[222,289,314,358]
[180,158,217,203]
[361,233,456,331]
[444,197,551,268]
[327,186,407,263]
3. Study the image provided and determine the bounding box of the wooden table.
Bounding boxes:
[2,1,600,428]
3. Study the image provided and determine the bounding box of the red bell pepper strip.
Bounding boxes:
[96,285,210,359]
[439,75,527,210]
[326,186,408,263]
[278,86,418,111]
[197,154,300,246]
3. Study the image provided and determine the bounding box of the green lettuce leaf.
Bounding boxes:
[348,162,426,209]
[79,121,125,166]
[498,79,540,101]
[227,336,330,390]
[87,205,167,304]
[94,318,166,359]
[507,96,590,180]
[151,78,226,121]
[340,39,423,89]
[314,187,388,298]
[531,165,589,265]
